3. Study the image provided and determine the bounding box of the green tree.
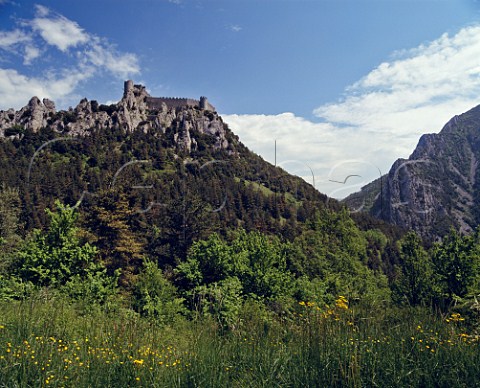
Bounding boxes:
[432,229,480,304]
[193,276,244,328]
[15,200,98,287]
[176,230,295,304]
[291,208,389,302]
[0,184,23,272]
[393,231,433,306]
[231,230,293,300]
[85,191,145,288]
[132,259,186,323]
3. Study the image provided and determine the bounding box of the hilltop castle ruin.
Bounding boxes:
[124,80,215,112]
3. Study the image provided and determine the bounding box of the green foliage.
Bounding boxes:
[432,228,480,303]
[0,184,22,272]
[4,124,25,137]
[0,274,35,301]
[14,200,98,288]
[176,230,296,326]
[393,231,434,306]
[230,230,294,299]
[132,259,186,324]
[62,266,119,308]
[293,276,329,305]
[194,276,244,328]
[364,228,388,271]
[292,208,390,303]
[177,230,295,301]
[85,191,145,287]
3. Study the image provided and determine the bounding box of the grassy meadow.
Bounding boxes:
[1,293,479,387]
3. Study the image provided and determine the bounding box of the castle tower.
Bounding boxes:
[124,80,134,98]
[200,96,209,110]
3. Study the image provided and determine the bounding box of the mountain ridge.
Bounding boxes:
[0,80,228,153]
[344,103,480,239]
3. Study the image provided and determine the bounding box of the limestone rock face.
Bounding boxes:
[152,103,176,131]
[0,109,17,135]
[344,104,480,239]
[0,96,57,135]
[116,81,150,132]
[63,98,114,136]
[170,109,229,153]
[0,81,233,154]
[43,98,55,111]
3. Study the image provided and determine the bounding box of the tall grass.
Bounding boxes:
[0,294,479,387]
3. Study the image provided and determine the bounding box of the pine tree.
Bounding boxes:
[85,190,145,288]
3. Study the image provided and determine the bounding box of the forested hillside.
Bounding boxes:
[0,87,479,385]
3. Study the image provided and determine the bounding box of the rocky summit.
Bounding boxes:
[344,104,480,239]
[0,81,230,154]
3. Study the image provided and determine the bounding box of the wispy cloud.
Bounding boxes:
[225,24,480,198]
[84,38,140,79]
[0,29,39,65]
[23,44,40,65]
[314,26,480,136]
[229,24,242,32]
[30,5,88,51]
[0,29,30,48]
[0,5,140,109]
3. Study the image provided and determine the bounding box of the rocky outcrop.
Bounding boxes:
[344,104,480,239]
[0,81,232,154]
[116,80,150,132]
[0,96,56,134]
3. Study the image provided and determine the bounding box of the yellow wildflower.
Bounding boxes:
[335,296,349,310]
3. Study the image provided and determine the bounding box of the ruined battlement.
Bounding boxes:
[124,80,215,111]
[145,97,200,110]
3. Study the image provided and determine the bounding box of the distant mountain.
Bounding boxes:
[344,104,480,239]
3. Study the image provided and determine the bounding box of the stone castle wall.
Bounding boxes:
[145,97,200,110]
[124,80,215,111]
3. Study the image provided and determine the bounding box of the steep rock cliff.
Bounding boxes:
[344,104,480,239]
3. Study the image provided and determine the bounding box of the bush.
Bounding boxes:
[132,259,186,324]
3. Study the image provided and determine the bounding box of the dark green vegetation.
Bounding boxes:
[0,116,479,386]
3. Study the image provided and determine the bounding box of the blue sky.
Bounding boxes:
[1,0,480,197]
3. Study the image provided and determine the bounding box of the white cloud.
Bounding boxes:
[0,29,40,66]
[84,39,140,79]
[224,24,480,198]
[0,5,140,110]
[30,5,88,51]
[229,25,242,32]
[314,25,480,134]
[0,29,30,48]
[0,67,93,109]
[0,69,46,106]
[23,44,40,65]
[224,113,388,198]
